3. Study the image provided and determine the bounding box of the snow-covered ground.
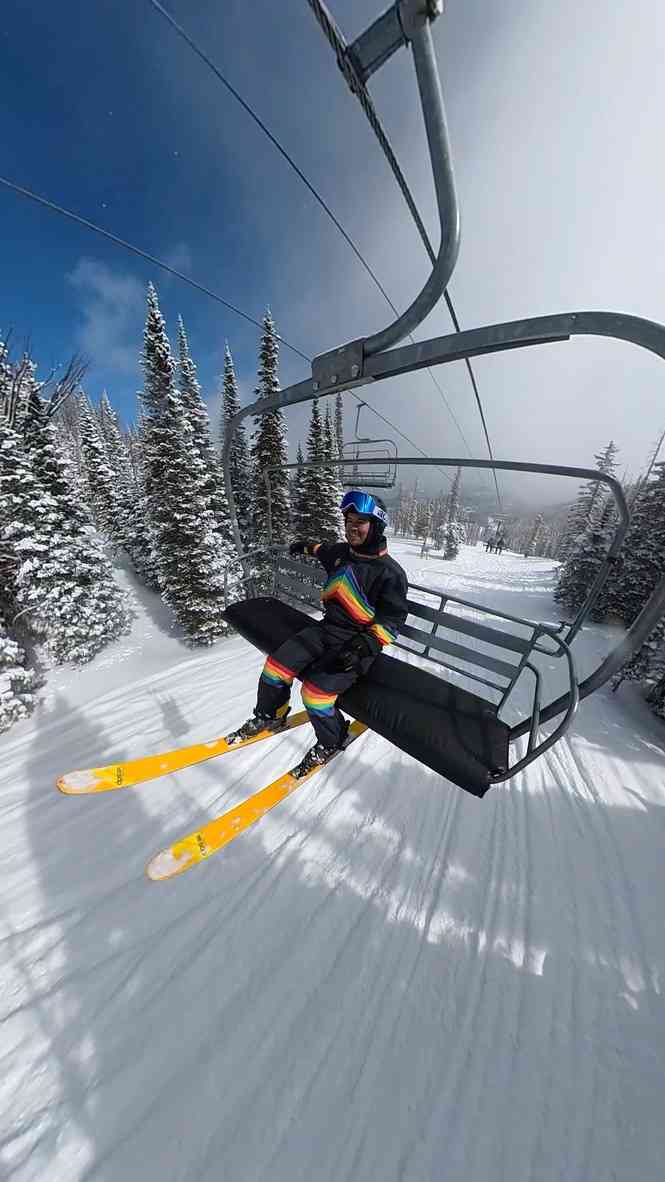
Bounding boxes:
[2,539,665,1182]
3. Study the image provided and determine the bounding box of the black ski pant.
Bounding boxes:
[256,622,376,749]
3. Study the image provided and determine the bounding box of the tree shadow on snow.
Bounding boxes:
[11,694,211,1180]
[7,684,665,1182]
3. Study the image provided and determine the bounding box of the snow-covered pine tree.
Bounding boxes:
[126,420,145,489]
[0,606,36,732]
[607,461,665,626]
[97,392,144,503]
[291,441,309,538]
[300,397,328,539]
[78,395,121,540]
[251,311,289,544]
[555,493,618,618]
[0,337,9,399]
[414,499,431,542]
[99,393,147,500]
[0,410,134,664]
[48,389,92,519]
[555,441,621,609]
[177,317,208,456]
[611,619,665,695]
[91,392,157,586]
[12,355,136,657]
[219,344,253,547]
[626,430,665,513]
[177,317,235,552]
[430,492,447,549]
[392,485,406,535]
[140,284,233,642]
[524,513,544,557]
[0,350,48,441]
[443,467,464,560]
[322,404,344,538]
[398,482,418,537]
[604,459,665,644]
[20,365,89,533]
[557,440,619,560]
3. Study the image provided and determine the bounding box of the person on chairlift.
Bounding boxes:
[227,490,409,778]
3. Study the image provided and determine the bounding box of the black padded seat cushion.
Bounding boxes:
[224,597,510,797]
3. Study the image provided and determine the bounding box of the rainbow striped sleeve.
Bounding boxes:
[369,621,397,647]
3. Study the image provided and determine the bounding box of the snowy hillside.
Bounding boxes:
[2,539,664,1181]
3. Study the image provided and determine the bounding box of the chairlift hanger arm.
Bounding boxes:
[308,0,458,360]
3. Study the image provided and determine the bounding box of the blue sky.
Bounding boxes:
[3,0,665,504]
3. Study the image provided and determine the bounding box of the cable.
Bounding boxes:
[0,175,311,363]
[147,0,472,455]
[0,174,450,482]
[306,0,502,510]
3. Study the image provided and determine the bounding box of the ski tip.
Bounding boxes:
[57,769,102,794]
[146,846,195,882]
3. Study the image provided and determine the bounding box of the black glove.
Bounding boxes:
[289,540,307,556]
[324,632,376,674]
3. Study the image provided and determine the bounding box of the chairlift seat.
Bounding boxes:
[224,596,510,797]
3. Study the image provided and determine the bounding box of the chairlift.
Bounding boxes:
[342,401,398,489]
[221,0,665,797]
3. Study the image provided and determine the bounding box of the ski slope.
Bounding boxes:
[2,540,664,1181]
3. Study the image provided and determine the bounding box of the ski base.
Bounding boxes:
[146,721,367,882]
[57,710,310,795]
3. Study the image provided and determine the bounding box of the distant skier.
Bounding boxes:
[227,491,409,777]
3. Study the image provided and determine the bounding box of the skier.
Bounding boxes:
[227,490,409,777]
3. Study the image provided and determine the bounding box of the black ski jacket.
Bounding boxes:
[304,541,409,657]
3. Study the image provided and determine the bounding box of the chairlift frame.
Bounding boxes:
[221,0,665,789]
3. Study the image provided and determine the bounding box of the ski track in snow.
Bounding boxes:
[1,541,665,1181]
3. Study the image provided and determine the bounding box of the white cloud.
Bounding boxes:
[163,242,193,275]
[67,258,144,376]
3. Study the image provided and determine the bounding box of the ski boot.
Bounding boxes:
[225,706,290,745]
[292,720,350,778]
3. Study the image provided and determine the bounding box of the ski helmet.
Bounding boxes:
[341,489,387,554]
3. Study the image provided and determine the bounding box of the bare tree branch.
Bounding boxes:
[44,354,89,419]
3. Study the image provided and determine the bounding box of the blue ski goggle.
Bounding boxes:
[340,490,388,524]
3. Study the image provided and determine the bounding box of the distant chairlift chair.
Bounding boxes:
[342,401,398,489]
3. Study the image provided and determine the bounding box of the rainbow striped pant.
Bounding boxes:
[257,623,375,749]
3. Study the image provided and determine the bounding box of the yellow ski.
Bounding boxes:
[146,721,367,881]
[57,710,310,795]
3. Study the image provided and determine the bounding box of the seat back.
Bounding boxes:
[272,555,559,723]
